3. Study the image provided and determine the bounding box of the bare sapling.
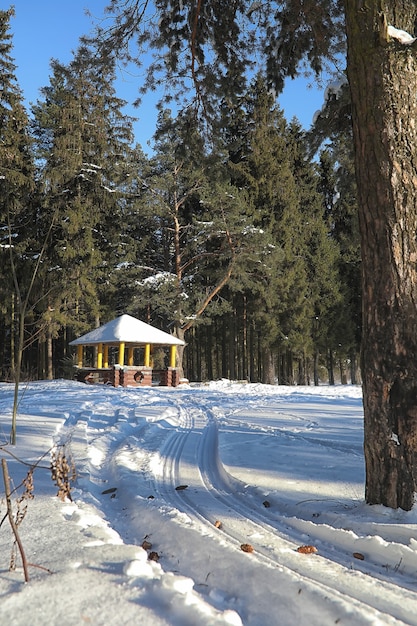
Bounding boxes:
[0,442,76,581]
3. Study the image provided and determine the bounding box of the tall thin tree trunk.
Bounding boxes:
[257,330,262,382]
[327,349,335,385]
[173,326,186,380]
[10,293,15,376]
[242,296,248,380]
[47,330,53,380]
[298,352,307,385]
[350,351,360,385]
[206,325,213,381]
[286,351,294,385]
[228,314,235,380]
[196,330,202,381]
[222,320,228,378]
[313,352,319,386]
[215,319,221,379]
[249,324,255,382]
[262,348,275,385]
[339,359,347,385]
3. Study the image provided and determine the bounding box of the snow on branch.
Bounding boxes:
[312,78,348,125]
[387,25,417,45]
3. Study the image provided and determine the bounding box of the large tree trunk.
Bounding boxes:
[345,2,417,509]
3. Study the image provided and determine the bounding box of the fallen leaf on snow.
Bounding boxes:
[353,552,365,560]
[296,545,318,554]
[175,484,188,491]
[241,543,254,553]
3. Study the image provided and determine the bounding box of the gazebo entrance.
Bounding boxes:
[70,314,185,388]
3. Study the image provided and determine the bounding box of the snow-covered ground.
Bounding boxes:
[1,379,417,625]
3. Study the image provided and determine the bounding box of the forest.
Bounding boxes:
[0,7,360,387]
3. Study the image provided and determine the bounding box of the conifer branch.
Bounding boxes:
[182,261,234,332]
[190,0,209,117]
[182,206,236,332]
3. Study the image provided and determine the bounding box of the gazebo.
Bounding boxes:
[69,314,185,387]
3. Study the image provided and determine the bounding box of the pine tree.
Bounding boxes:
[130,107,268,373]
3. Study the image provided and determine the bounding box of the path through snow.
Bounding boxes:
[1,380,417,625]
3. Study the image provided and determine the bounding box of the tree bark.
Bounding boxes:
[339,359,347,385]
[297,352,307,385]
[349,350,360,385]
[47,330,53,380]
[313,351,319,386]
[327,349,335,385]
[262,348,275,385]
[345,2,417,509]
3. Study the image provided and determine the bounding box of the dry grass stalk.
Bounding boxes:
[50,444,76,502]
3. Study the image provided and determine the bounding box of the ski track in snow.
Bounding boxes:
[51,385,417,625]
[149,395,417,625]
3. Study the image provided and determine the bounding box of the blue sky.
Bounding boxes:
[9,1,326,152]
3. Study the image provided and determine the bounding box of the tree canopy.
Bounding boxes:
[93,0,346,120]
[93,1,417,511]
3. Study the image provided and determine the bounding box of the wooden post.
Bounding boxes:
[119,342,125,366]
[144,343,151,367]
[77,345,83,368]
[97,343,103,368]
[170,345,176,368]
[103,345,109,368]
[128,347,134,366]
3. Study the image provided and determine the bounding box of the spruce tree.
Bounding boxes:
[0,7,35,340]
[222,77,340,385]
[0,8,40,442]
[31,42,137,373]
[220,77,289,382]
[286,121,342,384]
[317,143,361,383]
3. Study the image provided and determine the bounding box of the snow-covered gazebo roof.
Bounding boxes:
[69,314,185,347]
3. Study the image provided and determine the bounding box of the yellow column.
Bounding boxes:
[103,345,109,368]
[169,345,176,368]
[77,345,83,368]
[128,347,134,366]
[118,342,125,366]
[97,343,103,368]
[144,343,151,367]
